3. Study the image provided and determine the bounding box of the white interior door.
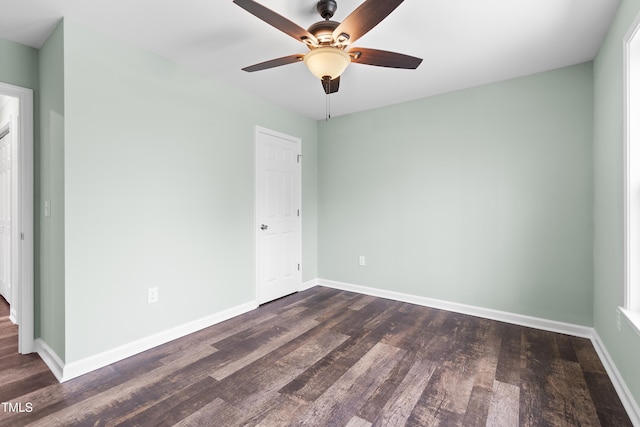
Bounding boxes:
[255,126,302,304]
[0,126,11,303]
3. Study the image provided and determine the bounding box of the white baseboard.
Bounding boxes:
[34,338,64,382]
[318,279,593,337]
[591,331,640,426]
[317,278,640,425]
[300,278,319,291]
[42,300,258,383]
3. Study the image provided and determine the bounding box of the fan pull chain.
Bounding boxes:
[326,92,330,121]
[325,77,331,121]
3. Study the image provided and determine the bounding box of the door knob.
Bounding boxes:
[261,224,268,230]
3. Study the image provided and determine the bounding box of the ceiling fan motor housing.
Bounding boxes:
[317,0,337,20]
[307,20,339,44]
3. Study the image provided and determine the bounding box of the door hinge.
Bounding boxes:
[297,209,300,217]
[20,232,24,240]
[298,263,301,271]
[297,154,303,163]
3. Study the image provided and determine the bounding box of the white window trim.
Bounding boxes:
[622,11,640,337]
[620,308,640,336]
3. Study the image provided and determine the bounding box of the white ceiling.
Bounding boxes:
[0,0,620,120]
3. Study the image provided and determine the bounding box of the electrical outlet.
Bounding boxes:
[148,287,159,304]
[359,256,366,266]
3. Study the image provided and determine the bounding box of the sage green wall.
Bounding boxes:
[38,21,66,360]
[0,38,38,90]
[61,20,317,363]
[593,0,640,405]
[318,63,594,326]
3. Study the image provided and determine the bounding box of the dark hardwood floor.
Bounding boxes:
[0,287,633,426]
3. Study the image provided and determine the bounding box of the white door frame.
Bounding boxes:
[0,81,34,354]
[254,126,302,304]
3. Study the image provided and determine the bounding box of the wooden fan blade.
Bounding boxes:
[322,76,340,94]
[333,0,405,45]
[233,0,318,45]
[242,54,304,72]
[349,47,422,69]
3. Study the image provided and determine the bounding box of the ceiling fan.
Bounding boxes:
[233,0,423,95]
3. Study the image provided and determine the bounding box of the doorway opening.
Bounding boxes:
[0,81,34,354]
[0,103,16,319]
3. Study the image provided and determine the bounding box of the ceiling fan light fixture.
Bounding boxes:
[304,47,351,80]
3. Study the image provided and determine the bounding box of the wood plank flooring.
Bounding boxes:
[0,287,633,426]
